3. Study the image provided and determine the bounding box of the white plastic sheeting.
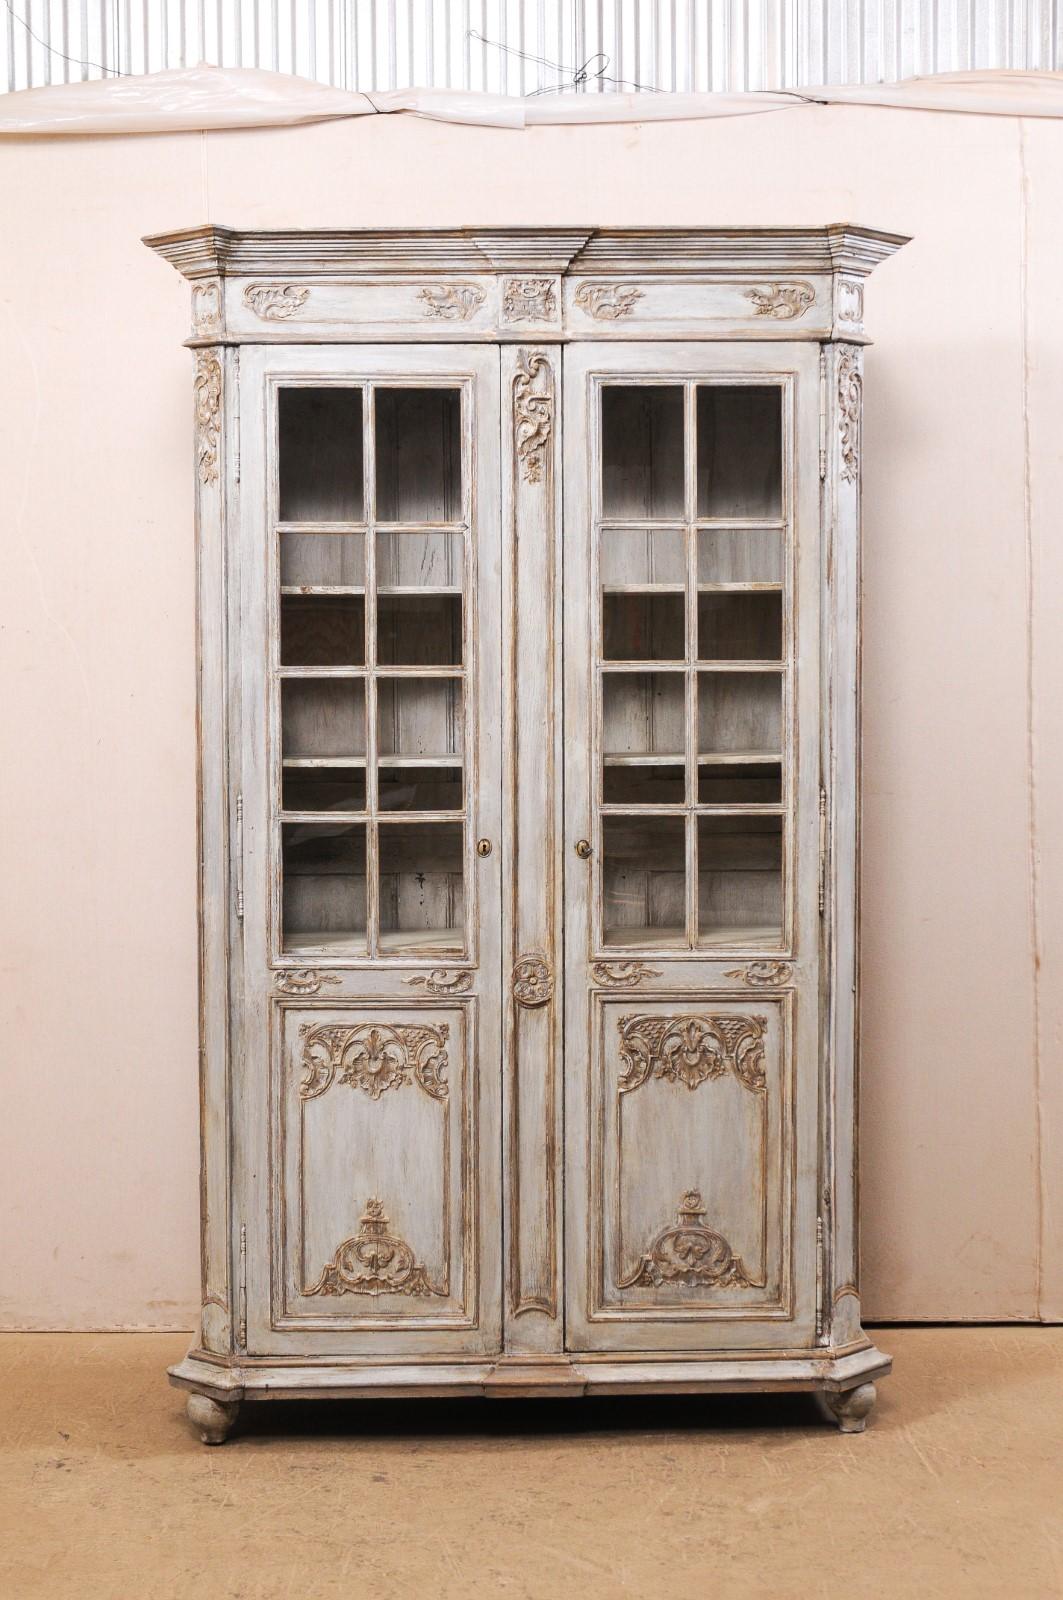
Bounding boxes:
[3,62,1063,135]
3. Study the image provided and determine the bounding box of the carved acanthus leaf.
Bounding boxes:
[404,969,472,995]
[298,1020,449,1101]
[275,969,342,996]
[513,349,554,485]
[242,283,309,320]
[193,351,221,486]
[591,961,662,988]
[617,1013,767,1095]
[512,953,553,1008]
[417,283,486,321]
[837,346,862,483]
[745,281,816,320]
[306,1198,444,1299]
[619,1190,753,1290]
[574,283,643,321]
[724,961,793,988]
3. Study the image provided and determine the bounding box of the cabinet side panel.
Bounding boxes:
[195,345,235,1355]
[501,345,564,1349]
[822,341,862,1345]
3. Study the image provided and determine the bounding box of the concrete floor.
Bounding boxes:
[0,1329,1061,1599]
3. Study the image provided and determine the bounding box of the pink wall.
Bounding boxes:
[1,102,1059,1326]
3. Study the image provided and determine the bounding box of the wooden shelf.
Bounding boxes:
[604,752,684,766]
[283,932,368,957]
[697,752,782,765]
[378,755,462,768]
[696,660,785,672]
[281,585,365,596]
[697,582,782,593]
[378,928,463,953]
[377,585,462,596]
[283,756,367,767]
[602,583,685,594]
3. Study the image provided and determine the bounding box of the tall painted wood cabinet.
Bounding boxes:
[146,224,907,1442]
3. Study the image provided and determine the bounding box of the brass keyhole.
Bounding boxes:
[575,839,592,859]
[476,838,493,858]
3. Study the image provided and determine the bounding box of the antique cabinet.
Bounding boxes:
[146,224,907,1442]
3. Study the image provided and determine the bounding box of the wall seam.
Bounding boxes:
[1017,114,1045,1320]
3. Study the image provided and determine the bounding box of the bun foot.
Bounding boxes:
[817,1381,877,1434]
[187,1392,240,1445]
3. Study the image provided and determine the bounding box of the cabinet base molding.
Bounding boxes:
[170,1344,890,1426]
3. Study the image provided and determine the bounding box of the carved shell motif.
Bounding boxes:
[306,1198,444,1299]
[619,1191,752,1290]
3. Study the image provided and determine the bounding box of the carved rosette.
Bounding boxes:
[512,954,553,1008]
[503,277,557,323]
[617,1013,767,1095]
[745,281,816,320]
[574,283,643,321]
[591,961,662,988]
[275,969,342,996]
[513,350,554,486]
[298,1020,449,1101]
[724,961,793,988]
[619,1190,752,1290]
[242,283,309,320]
[417,283,485,321]
[306,1198,444,1299]
[837,346,863,484]
[404,969,472,995]
[193,351,222,487]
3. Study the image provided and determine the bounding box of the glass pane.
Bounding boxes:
[603,672,685,758]
[697,760,782,805]
[698,528,782,585]
[377,677,463,760]
[601,386,684,519]
[698,672,781,757]
[602,815,686,948]
[282,680,366,760]
[278,388,364,523]
[377,595,463,667]
[601,528,685,586]
[697,592,782,662]
[379,822,463,951]
[379,764,463,813]
[697,815,782,947]
[696,386,782,519]
[602,593,684,662]
[375,388,462,522]
[282,821,367,954]
[280,595,365,667]
[376,530,463,589]
[282,766,366,813]
[604,762,685,806]
[281,532,365,588]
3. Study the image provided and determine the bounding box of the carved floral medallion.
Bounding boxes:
[513,350,553,485]
[574,283,643,321]
[417,283,485,321]
[242,282,310,320]
[745,281,816,320]
[512,954,553,1008]
[619,1190,752,1290]
[306,1198,444,1299]
[617,1013,767,1095]
[298,1020,449,1101]
[193,351,222,486]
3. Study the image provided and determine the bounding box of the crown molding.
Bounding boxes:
[144,224,910,281]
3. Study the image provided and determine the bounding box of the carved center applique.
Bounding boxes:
[306,1198,444,1299]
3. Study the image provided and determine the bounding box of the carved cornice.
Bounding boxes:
[145,224,909,282]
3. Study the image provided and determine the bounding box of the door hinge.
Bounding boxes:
[232,347,241,483]
[235,792,244,920]
[819,347,828,480]
[237,1222,247,1350]
[818,785,828,915]
[815,1215,826,1339]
